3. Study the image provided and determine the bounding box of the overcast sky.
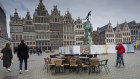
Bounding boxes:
[0,0,140,37]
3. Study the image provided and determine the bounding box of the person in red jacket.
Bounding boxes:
[115,42,125,67]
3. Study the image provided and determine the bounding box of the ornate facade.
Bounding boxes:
[10,0,85,50]
[33,0,50,50]
[115,23,122,43]
[96,20,140,45]
[23,9,36,48]
[10,9,23,47]
[105,21,115,44]
[50,6,63,50]
[121,20,131,43]
[74,17,85,45]
[63,9,75,46]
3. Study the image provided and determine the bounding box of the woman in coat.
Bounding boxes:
[1,43,13,72]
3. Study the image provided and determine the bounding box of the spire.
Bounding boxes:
[14,8,18,17]
[65,8,71,17]
[27,8,29,16]
[67,8,70,14]
[108,20,111,25]
[15,8,17,13]
[108,20,112,27]
[53,5,58,12]
[76,16,82,24]
[27,8,29,13]
[124,19,128,27]
[116,21,120,27]
[78,16,80,19]
[25,8,31,20]
[37,0,45,10]
[124,19,127,24]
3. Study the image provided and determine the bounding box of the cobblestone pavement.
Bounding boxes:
[0,50,140,79]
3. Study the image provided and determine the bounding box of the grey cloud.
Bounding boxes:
[0,0,140,37]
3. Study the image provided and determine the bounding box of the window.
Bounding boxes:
[55,18,57,22]
[41,17,43,23]
[134,30,135,35]
[136,30,138,35]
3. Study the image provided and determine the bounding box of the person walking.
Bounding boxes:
[30,49,32,55]
[115,42,125,67]
[1,43,13,72]
[40,49,42,55]
[17,40,29,74]
[37,49,40,56]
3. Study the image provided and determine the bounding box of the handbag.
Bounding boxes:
[0,56,3,60]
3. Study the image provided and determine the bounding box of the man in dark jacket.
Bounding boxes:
[17,40,29,74]
[115,42,125,67]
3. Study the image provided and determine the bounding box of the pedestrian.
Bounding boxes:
[1,43,13,72]
[17,40,29,74]
[37,49,40,56]
[115,42,125,67]
[40,49,42,55]
[30,50,32,55]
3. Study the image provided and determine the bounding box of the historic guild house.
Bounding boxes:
[10,0,85,51]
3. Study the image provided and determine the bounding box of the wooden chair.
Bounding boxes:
[49,58,56,65]
[43,57,50,73]
[77,60,89,74]
[57,56,62,59]
[69,60,78,72]
[55,60,64,73]
[64,56,71,66]
[48,58,56,69]
[89,59,100,74]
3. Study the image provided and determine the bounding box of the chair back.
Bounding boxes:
[105,59,108,65]
[70,60,77,66]
[74,54,79,56]
[100,59,108,65]
[50,58,56,64]
[87,54,93,58]
[77,60,82,66]
[57,56,62,59]
[44,58,48,64]
[90,59,99,66]
[55,60,62,66]
[94,54,98,57]
[80,54,87,57]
